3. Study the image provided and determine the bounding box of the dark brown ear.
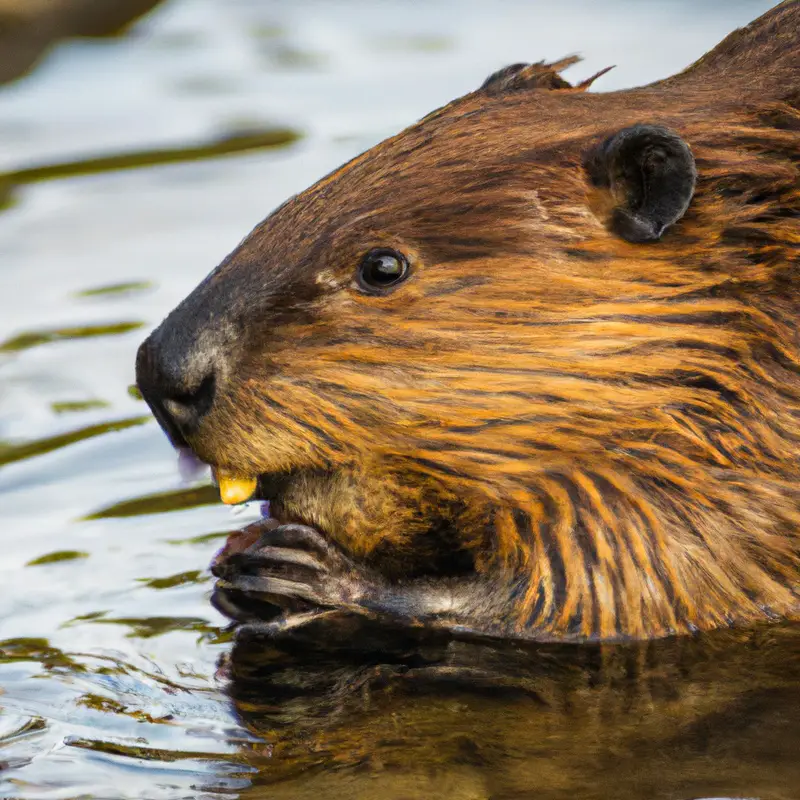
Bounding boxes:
[481,57,613,95]
[583,124,696,243]
[481,60,574,94]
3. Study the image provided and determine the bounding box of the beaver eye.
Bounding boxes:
[357,248,410,293]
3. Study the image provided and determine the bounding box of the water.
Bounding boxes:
[0,1,796,798]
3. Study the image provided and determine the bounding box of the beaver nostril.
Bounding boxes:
[161,373,216,435]
[135,330,219,444]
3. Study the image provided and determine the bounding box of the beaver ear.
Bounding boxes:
[481,57,613,95]
[583,124,696,243]
[481,57,577,94]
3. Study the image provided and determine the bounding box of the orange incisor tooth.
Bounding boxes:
[216,471,257,505]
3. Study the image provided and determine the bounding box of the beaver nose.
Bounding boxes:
[135,331,217,443]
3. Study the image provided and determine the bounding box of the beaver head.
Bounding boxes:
[137,2,799,641]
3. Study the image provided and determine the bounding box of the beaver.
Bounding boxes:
[136,1,799,644]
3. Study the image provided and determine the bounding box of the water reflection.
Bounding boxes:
[84,484,220,519]
[224,622,800,800]
[1,126,300,198]
[51,399,110,414]
[0,415,149,467]
[137,569,205,590]
[0,322,145,354]
[75,281,153,299]
[78,614,215,639]
[26,550,89,566]
[0,636,246,796]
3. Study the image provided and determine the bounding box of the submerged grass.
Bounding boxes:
[0,127,302,207]
[26,550,90,566]
[83,485,220,520]
[0,416,150,468]
[0,322,145,354]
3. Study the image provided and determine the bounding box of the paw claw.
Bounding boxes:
[259,523,336,556]
[240,545,327,573]
[212,522,376,622]
[218,574,321,604]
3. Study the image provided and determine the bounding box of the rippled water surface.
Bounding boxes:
[0,1,796,798]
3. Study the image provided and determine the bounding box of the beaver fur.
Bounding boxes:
[137,1,799,643]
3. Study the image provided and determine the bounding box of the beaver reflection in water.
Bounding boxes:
[136,1,799,645]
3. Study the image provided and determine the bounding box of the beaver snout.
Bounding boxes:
[135,319,219,447]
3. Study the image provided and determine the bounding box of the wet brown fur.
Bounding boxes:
[164,3,799,640]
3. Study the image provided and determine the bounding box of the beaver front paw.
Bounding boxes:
[211,523,383,623]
